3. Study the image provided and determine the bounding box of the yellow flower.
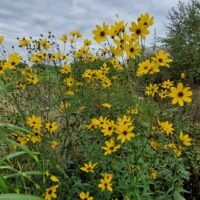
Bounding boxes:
[27,115,42,129]
[50,141,59,150]
[26,73,39,84]
[80,161,98,173]
[150,170,158,180]
[66,90,75,96]
[150,140,159,150]
[161,80,174,89]
[84,39,92,46]
[79,192,94,200]
[129,21,150,40]
[101,120,115,136]
[115,124,135,143]
[19,37,30,47]
[60,64,71,74]
[179,131,192,146]
[136,59,151,77]
[60,33,67,43]
[158,119,174,136]
[45,122,58,133]
[59,102,71,110]
[0,35,4,44]
[138,12,154,28]
[151,50,173,67]
[117,115,133,126]
[158,89,169,99]
[180,72,185,79]
[39,39,51,50]
[124,41,141,59]
[102,138,120,155]
[145,83,159,96]
[44,185,59,200]
[50,176,60,183]
[92,22,109,43]
[98,174,113,192]
[4,52,22,69]
[64,77,75,87]
[169,82,192,106]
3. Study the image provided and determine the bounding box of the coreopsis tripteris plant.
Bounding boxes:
[158,119,174,136]
[151,50,173,67]
[4,52,22,69]
[102,138,120,155]
[161,80,174,89]
[98,173,113,192]
[101,120,115,136]
[145,83,159,96]
[150,170,158,181]
[44,185,59,200]
[179,131,192,146]
[129,21,150,40]
[0,12,195,199]
[60,64,71,74]
[137,12,154,28]
[45,122,59,133]
[80,161,98,173]
[27,115,42,129]
[60,33,67,43]
[102,102,112,108]
[79,192,94,200]
[50,140,59,150]
[115,123,135,143]
[19,37,30,47]
[92,22,109,43]
[169,82,192,106]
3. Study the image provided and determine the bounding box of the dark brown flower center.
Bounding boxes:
[136,29,141,35]
[48,189,52,194]
[110,146,114,150]
[11,62,16,66]
[158,58,163,63]
[123,131,128,135]
[0,66,3,70]
[144,22,148,26]
[178,92,184,97]
[100,31,105,37]
[130,47,134,53]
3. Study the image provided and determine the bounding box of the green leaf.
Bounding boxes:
[0,194,43,200]
[0,152,26,164]
[0,174,8,193]
[0,123,33,136]
[4,139,39,163]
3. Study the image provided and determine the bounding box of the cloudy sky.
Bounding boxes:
[0,0,188,48]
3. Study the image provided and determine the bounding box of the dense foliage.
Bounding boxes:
[163,0,200,85]
[0,12,197,200]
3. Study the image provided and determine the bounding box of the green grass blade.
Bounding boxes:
[0,194,43,200]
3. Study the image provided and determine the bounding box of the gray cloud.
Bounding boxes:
[0,0,188,49]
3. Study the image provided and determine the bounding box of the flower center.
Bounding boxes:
[158,58,163,63]
[178,92,184,97]
[136,29,141,35]
[123,131,128,135]
[130,47,134,53]
[48,189,53,195]
[100,31,105,37]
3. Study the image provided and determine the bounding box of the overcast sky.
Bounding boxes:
[0,0,188,49]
